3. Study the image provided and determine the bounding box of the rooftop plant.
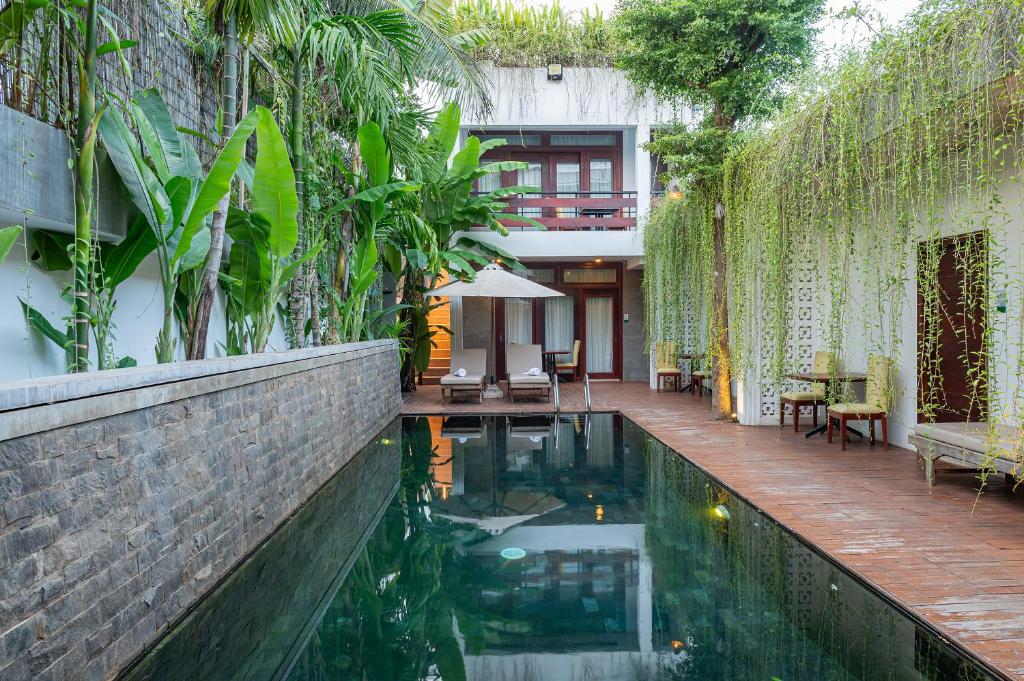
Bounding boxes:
[452,0,616,67]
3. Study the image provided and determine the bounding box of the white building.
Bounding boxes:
[447,66,688,384]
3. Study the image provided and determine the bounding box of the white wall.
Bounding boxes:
[463,66,688,129]
[0,234,289,381]
[738,159,1024,449]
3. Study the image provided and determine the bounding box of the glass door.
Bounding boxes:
[552,154,581,218]
[582,292,618,378]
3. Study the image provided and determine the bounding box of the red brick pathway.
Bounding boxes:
[404,381,1024,678]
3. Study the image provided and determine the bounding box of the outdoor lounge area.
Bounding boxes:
[3,0,1024,679]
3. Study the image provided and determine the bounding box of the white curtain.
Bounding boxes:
[505,298,533,345]
[556,161,580,217]
[477,170,501,193]
[517,162,543,218]
[590,159,613,197]
[585,297,613,373]
[545,297,574,363]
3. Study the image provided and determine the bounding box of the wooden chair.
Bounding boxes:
[689,354,709,398]
[780,351,835,432]
[555,340,582,382]
[828,355,891,451]
[655,341,682,392]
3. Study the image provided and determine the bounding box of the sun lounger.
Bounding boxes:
[505,344,551,403]
[909,422,1021,486]
[440,349,486,404]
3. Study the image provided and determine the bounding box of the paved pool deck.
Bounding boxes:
[403,380,1024,679]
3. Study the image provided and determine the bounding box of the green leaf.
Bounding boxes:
[178,225,210,272]
[19,298,69,348]
[357,122,390,187]
[95,38,137,56]
[164,175,194,262]
[132,88,201,182]
[252,107,299,259]
[0,225,20,264]
[350,180,422,204]
[99,107,169,240]
[176,108,259,261]
[29,229,72,271]
[427,102,461,165]
[103,214,157,290]
[115,356,137,368]
[450,136,481,178]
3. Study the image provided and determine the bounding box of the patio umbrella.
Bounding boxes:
[427,264,564,397]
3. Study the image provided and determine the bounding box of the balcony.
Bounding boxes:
[476,191,638,231]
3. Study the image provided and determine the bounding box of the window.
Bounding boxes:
[563,268,616,284]
[477,133,541,147]
[477,170,501,194]
[556,162,580,218]
[550,133,617,146]
[590,159,613,197]
[517,162,543,218]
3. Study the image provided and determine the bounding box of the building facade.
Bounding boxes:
[449,66,688,383]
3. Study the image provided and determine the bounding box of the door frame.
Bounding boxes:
[494,262,624,380]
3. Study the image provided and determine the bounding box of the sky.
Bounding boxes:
[521,0,924,57]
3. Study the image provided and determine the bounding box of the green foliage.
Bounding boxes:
[223,108,321,354]
[613,0,826,122]
[644,0,1024,478]
[452,0,615,67]
[0,226,21,265]
[100,89,259,362]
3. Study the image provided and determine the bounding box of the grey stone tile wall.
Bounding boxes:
[0,341,401,681]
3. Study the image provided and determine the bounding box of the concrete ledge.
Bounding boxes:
[0,341,397,441]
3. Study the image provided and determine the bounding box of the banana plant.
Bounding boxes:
[327,121,422,343]
[98,88,259,362]
[221,108,321,354]
[391,102,539,390]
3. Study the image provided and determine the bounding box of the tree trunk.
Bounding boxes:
[710,103,733,420]
[288,45,306,348]
[188,13,238,360]
[71,0,98,372]
[711,199,732,419]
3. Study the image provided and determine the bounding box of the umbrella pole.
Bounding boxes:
[483,296,503,399]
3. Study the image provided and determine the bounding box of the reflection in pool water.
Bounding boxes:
[124,414,1000,681]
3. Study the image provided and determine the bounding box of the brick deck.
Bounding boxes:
[403,381,1024,679]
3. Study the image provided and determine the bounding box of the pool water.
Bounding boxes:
[123,414,1000,681]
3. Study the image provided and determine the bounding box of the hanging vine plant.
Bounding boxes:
[643,0,1024,479]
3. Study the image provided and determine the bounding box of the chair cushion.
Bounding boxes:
[441,374,483,386]
[780,391,823,401]
[510,373,550,385]
[656,368,682,375]
[691,370,706,378]
[829,402,884,415]
[554,363,575,370]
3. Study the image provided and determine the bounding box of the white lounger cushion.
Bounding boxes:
[509,373,550,385]
[440,374,483,386]
[506,344,548,382]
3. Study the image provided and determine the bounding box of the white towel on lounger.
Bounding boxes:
[454,367,467,377]
[522,367,540,376]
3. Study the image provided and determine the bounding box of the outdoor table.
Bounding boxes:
[784,372,867,439]
[542,350,567,378]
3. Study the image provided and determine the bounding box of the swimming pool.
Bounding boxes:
[122,414,1002,681]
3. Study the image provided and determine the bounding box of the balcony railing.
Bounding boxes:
[474,191,637,231]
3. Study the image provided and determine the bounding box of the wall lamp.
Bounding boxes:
[547,63,563,81]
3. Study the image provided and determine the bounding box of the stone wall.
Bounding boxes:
[0,341,401,681]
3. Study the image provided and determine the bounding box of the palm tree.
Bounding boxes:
[187,0,300,359]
